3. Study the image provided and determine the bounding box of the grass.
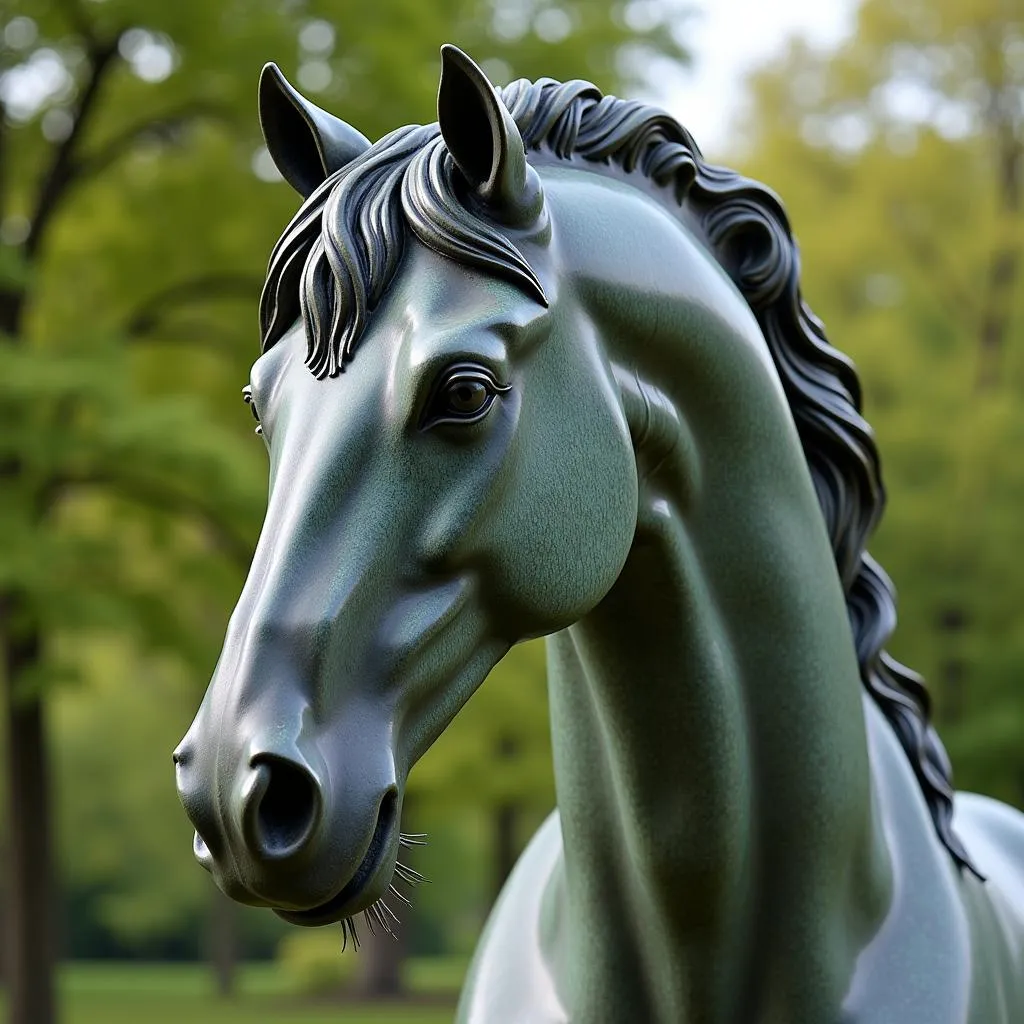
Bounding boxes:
[0,961,460,1024]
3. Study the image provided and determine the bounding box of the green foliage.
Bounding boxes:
[1,0,688,964]
[54,639,206,947]
[413,640,554,810]
[736,0,1024,801]
[276,930,358,996]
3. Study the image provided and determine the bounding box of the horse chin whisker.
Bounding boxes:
[378,897,401,926]
[394,860,428,886]
[338,826,426,951]
[393,825,428,890]
[364,899,396,938]
[362,905,377,936]
[388,881,412,906]
[340,915,361,953]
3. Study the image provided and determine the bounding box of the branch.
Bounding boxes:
[37,470,255,570]
[126,319,250,352]
[0,96,7,226]
[23,34,122,265]
[52,0,101,49]
[125,273,264,336]
[76,101,234,182]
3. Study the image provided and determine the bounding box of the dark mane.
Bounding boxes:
[258,77,974,873]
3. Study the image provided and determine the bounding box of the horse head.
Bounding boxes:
[174,47,637,930]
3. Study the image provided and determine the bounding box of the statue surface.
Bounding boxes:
[174,45,1024,1022]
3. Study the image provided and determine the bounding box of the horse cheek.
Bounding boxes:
[492,398,638,637]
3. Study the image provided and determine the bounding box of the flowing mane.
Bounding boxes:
[258,76,972,873]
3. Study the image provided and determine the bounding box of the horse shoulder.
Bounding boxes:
[848,697,1024,1023]
[845,697,976,1022]
[457,809,570,1024]
[952,792,1024,1020]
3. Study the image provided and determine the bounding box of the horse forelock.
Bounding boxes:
[255,74,975,875]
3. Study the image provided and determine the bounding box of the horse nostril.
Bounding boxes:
[243,755,322,861]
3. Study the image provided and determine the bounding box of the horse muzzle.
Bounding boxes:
[173,713,399,919]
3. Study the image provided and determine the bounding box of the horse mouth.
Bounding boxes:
[273,789,397,927]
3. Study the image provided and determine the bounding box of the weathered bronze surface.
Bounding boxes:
[175,45,1024,1022]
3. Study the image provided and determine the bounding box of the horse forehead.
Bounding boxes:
[384,241,549,363]
[252,242,549,413]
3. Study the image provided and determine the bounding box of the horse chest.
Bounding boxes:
[456,810,570,1024]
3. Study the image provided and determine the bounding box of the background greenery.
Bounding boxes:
[0,0,1020,1020]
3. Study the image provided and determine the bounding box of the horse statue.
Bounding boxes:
[174,45,1024,1022]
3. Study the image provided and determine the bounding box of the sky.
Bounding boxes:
[647,0,856,157]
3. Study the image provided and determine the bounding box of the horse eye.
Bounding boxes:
[423,365,510,429]
[242,385,263,436]
[447,379,488,414]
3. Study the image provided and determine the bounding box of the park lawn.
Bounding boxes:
[1,962,458,1024]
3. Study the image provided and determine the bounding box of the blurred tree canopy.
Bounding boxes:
[735,0,1024,800]
[1,0,1020,1019]
[0,1,687,1020]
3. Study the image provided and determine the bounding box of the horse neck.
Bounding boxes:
[541,211,892,1020]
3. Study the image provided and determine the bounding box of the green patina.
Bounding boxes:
[176,46,1024,1023]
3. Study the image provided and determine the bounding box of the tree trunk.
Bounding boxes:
[941,51,1023,696]
[0,862,7,985]
[975,70,1022,392]
[1,607,56,1024]
[206,884,238,998]
[0,34,121,1024]
[0,841,7,988]
[493,802,519,902]
[355,905,406,999]
[354,793,415,1000]
[493,733,521,901]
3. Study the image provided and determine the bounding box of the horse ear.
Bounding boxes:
[437,44,542,225]
[258,62,371,198]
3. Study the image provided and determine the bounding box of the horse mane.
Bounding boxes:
[258,76,975,874]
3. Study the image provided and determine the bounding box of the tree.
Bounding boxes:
[52,636,291,969]
[0,2,686,1019]
[733,0,1024,802]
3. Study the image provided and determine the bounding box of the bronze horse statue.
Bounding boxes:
[174,46,1024,1022]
